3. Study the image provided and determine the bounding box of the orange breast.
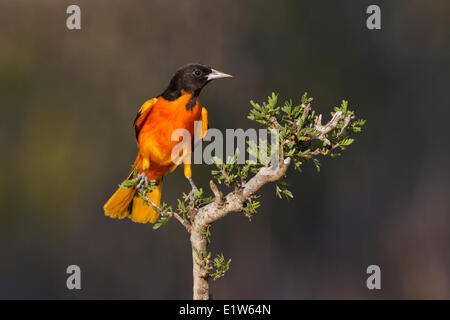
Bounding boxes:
[137,94,202,168]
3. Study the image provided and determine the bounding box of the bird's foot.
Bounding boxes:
[136,172,150,190]
[136,172,160,210]
[185,177,199,203]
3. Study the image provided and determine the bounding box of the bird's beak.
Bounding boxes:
[206,69,233,80]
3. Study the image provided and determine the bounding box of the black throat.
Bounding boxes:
[161,88,201,110]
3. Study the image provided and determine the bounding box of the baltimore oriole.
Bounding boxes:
[104,64,232,223]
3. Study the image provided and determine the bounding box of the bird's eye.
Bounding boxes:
[193,70,202,77]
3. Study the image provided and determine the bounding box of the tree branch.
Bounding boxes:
[209,180,223,204]
[158,92,364,300]
[168,211,191,233]
[189,157,291,299]
[314,111,343,145]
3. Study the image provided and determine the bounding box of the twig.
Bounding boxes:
[295,103,311,131]
[266,115,284,131]
[168,211,191,233]
[337,114,353,139]
[209,180,223,204]
[314,111,345,145]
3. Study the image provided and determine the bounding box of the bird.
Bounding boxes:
[103,64,232,223]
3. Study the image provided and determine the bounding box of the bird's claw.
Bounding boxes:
[185,177,199,203]
[136,172,160,210]
[185,188,198,203]
[136,172,149,190]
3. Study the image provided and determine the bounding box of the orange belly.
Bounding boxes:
[137,94,202,175]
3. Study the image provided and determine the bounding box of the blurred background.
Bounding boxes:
[0,0,449,299]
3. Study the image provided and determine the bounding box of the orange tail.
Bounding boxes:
[104,154,162,224]
[130,180,162,224]
[103,184,136,220]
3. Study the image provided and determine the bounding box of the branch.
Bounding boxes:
[314,111,342,145]
[205,158,290,225]
[190,157,291,300]
[168,211,191,233]
[295,103,311,131]
[337,113,352,139]
[162,92,365,300]
[266,115,283,131]
[209,180,223,204]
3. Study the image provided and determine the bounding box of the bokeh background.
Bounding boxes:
[1,0,449,299]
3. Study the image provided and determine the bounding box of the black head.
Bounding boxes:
[161,64,232,101]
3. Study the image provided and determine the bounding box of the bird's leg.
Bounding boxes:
[136,171,149,190]
[134,158,160,210]
[136,158,151,190]
[135,172,160,210]
[184,163,198,202]
[185,176,199,203]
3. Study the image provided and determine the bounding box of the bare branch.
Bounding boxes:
[221,167,239,191]
[168,211,191,233]
[266,115,284,131]
[314,112,341,145]
[337,114,353,139]
[209,180,223,204]
[220,168,233,186]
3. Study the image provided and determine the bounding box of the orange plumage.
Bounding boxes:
[104,64,231,224]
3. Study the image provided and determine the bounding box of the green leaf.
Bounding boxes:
[211,253,231,280]
[312,158,321,172]
[119,178,137,189]
[301,92,313,105]
[275,180,294,199]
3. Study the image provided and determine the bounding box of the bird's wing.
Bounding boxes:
[134,97,158,140]
[169,106,208,173]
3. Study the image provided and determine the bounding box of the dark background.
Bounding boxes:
[1,0,449,299]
